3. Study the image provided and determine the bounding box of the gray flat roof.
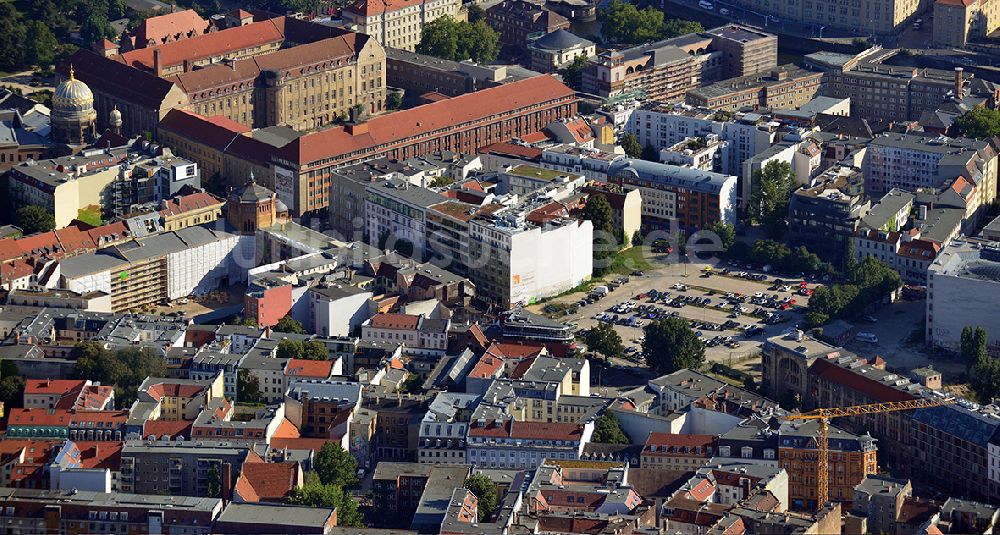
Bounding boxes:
[216,502,335,528]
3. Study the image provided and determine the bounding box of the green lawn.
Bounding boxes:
[77,207,103,227]
[608,246,654,275]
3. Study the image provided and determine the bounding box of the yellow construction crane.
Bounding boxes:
[787,397,956,511]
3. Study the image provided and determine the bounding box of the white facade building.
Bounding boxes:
[309,284,373,337]
[466,419,594,470]
[926,239,1000,353]
[342,0,460,51]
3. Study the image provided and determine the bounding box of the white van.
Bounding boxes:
[699,0,714,9]
[855,332,878,344]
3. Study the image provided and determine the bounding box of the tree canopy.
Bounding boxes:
[599,1,664,44]
[643,317,705,375]
[289,475,364,527]
[274,316,306,334]
[16,206,55,235]
[464,474,498,522]
[805,257,902,327]
[276,339,328,360]
[558,55,589,90]
[585,322,625,360]
[237,369,262,404]
[592,411,630,444]
[416,16,499,63]
[953,107,1000,139]
[72,341,166,407]
[582,194,617,275]
[315,442,359,487]
[0,360,25,410]
[662,19,704,38]
[962,325,989,372]
[749,161,794,238]
[621,133,643,159]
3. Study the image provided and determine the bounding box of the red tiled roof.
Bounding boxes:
[687,478,716,502]
[119,18,285,71]
[24,379,86,396]
[898,239,940,261]
[644,433,716,455]
[143,419,193,439]
[235,462,300,502]
[159,109,248,151]
[134,9,210,47]
[468,354,505,379]
[345,0,425,17]
[160,191,225,217]
[281,75,575,165]
[7,408,72,427]
[809,358,917,403]
[144,383,208,401]
[520,131,552,144]
[271,418,301,439]
[68,410,128,428]
[540,489,605,509]
[479,142,543,161]
[97,39,118,51]
[284,358,335,379]
[508,356,537,379]
[73,441,123,469]
[370,313,420,330]
[469,420,584,440]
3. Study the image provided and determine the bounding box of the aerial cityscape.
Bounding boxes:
[0,0,999,532]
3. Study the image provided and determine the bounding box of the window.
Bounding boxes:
[763,449,775,460]
[719,446,730,457]
[741,447,753,458]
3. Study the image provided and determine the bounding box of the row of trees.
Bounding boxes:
[725,238,830,277]
[748,161,794,239]
[416,16,500,63]
[805,257,902,327]
[586,315,704,376]
[598,1,703,45]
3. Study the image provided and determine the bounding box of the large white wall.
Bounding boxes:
[508,220,593,305]
[311,290,373,337]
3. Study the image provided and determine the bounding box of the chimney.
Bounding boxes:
[222,462,233,503]
[955,67,964,97]
[153,49,163,77]
[346,121,369,136]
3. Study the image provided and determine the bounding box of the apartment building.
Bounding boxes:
[853,228,941,285]
[933,0,1000,47]
[927,240,1000,352]
[119,440,252,496]
[810,49,970,126]
[418,391,478,463]
[583,25,776,104]
[685,65,824,113]
[360,313,450,356]
[788,165,870,262]
[160,75,576,216]
[486,0,570,49]
[605,159,738,233]
[7,142,199,229]
[861,133,998,199]
[343,0,460,51]
[912,403,1000,503]
[64,15,386,137]
[778,419,878,510]
[466,419,593,469]
[365,180,446,259]
[0,488,222,535]
[528,29,596,73]
[626,103,780,203]
[641,433,716,471]
[285,379,362,438]
[58,224,253,312]
[385,48,534,101]
[726,0,920,35]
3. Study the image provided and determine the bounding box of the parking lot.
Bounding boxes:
[531,253,818,371]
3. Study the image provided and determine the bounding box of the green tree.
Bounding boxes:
[386,91,403,110]
[237,369,261,404]
[953,107,1000,139]
[314,442,359,487]
[585,322,625,360]
[558,55,589,90]
[301,340,328,360]
[640,143,660,162]
[962,325,989,372]
[417,16,499,63]
[970,353,1000,404]
[0,375,25,409]
[749,161,793,238]
[276,339,305,360]
[0,4,25,71]
[708,222,735,250]
[582,194,617,275]
[289,477,364,527]
[274,315,306,334]
[71,341,166,407]
[789,245,821,274]
[599,0,664,44]
[466,3,486,23]
[24,21,59,68]
[591,411,630,444]
[16,205,55,235]
[80,11,116,46]
[662,19,704,38]
[621,133,643,158]
[205,465,222,498]
[643,317,705,375]
[464,473,498,522]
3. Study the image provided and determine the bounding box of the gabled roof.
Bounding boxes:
[284,358,335,379]
[345,0,425,17]
[24,379,86,396]
[60,51,178,110]
[234,461,300,502]
[119,18,286,71]
[369,313,420,330]
[133,9,210,46]
[158,109,248,150]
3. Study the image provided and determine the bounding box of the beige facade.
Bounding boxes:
[933,0,1000,47]
[729,0,921,35]
[343,0,461,51]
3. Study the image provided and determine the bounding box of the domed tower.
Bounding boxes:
[52,66,98,145]
[227,171,278,235]
[109,105,123,135]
